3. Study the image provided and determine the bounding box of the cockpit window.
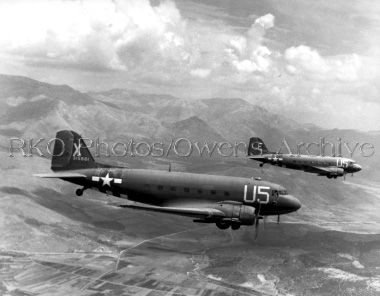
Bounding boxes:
[272,190,279,200]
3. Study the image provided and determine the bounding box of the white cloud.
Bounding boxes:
[254,13,275,29]
[190,68,211,78]
[0,0,188,72]
[225,15,275,75]
[0,0,276,86]
[284,45,362,82]
[0,1,278,85]
[0,0,378,130]
[231,46,271,73]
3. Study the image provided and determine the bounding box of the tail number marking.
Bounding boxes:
[252,142,263,155]
[244,185,270,204]
[73,141,82,157]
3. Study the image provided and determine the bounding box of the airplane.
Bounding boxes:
[248,137,362,179]
[35,130,301,236]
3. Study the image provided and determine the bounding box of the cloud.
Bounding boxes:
[0,0,278,88]
[1,0,378,130]
[229,47,272,73]
[254,13,275,29]
[225,15,275,75]
[284,45,362,82]
[190,68,211,78]
[0,0,188,72]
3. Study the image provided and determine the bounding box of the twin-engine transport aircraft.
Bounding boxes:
[35,130,301,235]
[248,137,362,179]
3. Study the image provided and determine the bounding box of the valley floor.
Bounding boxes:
[2,222,380,296]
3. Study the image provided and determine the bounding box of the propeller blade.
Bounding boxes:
[254,218,260,240]
[277,214,280,224]
[254,201,262,240]
[256,201,262,217]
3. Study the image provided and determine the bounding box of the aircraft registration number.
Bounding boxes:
[243,185,270,204]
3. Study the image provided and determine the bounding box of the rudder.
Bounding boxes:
[248,137,270,156]
[51,130,96,171]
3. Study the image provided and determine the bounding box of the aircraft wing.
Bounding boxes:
[117,203,225,219]
[34,172,87,178]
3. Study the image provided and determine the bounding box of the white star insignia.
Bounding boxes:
[101,173,113,187]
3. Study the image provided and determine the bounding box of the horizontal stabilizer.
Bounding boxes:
[248,155,267,160]
[34,172,87,178]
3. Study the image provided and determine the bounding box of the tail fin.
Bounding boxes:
[248,137,270,156]
[51,130,97,171]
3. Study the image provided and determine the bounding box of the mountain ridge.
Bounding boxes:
[0,73,379,179]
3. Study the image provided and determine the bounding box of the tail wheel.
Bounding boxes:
[76,188,84,196]
[216,221,230,230]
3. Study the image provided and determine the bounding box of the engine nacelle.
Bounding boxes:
[328,167,344,176]
[215,202,255,225]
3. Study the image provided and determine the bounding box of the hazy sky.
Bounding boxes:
[0,0,379,130]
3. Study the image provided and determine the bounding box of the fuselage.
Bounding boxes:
[252,154,361,178]
[63,168,301,216]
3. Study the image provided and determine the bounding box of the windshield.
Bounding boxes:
[344,160,354,167]
[272,190,279,202]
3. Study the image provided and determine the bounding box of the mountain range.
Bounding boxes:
[1,74,379,176]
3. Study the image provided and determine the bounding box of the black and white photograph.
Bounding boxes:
[1,0,380,295]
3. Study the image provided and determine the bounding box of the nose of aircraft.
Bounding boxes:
[277,195,301,213]
[352,164,362,172]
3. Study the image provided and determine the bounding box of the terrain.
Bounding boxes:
[1,74,380,295]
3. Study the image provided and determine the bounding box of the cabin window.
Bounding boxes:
[211,190,216,195]
[197,189,202,194]
[184,187,190,193]
[224,191,230,196]
[170,186,176,191]
[157,185,163,190]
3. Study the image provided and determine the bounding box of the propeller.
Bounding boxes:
[275,192,280,224]
[254,218,260,239]
[254,201,262,240]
